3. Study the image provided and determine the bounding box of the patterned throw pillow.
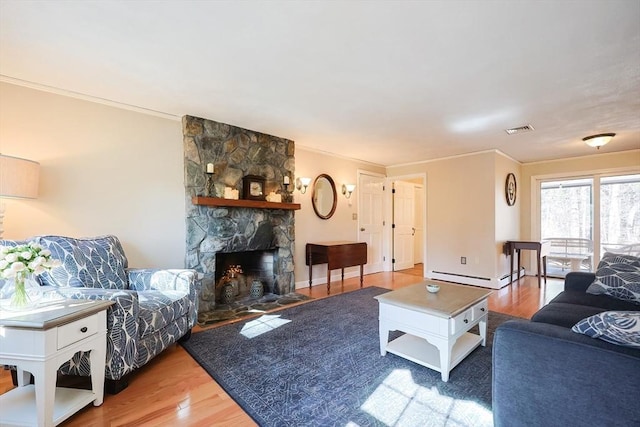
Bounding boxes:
[598,252,640,268]
[572,311,640,348]
[587,254,640,305]
[36,235,129,290]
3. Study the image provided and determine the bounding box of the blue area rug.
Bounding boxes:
[181,287,519,426]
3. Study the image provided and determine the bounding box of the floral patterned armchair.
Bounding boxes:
[0,235,199,394]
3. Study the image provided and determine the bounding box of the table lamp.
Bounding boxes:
[0,154,40,238]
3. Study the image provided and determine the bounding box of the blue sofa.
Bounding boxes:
[1,235,199,393]
[493,271,640,426]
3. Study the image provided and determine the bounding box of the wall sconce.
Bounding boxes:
[583,133,615,149]
[296,177,312,194]
[342,184,356,199]
[0,154,40,238]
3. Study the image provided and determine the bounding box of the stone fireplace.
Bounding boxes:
[182,115,296,313]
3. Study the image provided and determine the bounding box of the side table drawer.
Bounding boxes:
[57,315,99,349]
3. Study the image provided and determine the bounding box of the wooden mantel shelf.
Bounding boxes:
[192,196,301,210]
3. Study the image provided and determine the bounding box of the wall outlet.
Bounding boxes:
[461,257,467,265]
[352,213,357,220]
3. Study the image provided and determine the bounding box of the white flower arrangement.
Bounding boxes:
[0,242,61,279]
[0,242,61,308]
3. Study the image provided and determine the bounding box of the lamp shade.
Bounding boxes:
[0,154,40,199]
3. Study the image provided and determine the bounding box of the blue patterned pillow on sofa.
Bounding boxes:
[587,254,640,305]
[572,311,640,348]
[36,235,129,289]
[597,252,640,268]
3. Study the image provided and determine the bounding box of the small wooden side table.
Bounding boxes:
[506,240,551,287]
[306,241,367,293]
[0,299,113,427]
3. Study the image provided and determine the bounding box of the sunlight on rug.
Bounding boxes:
[240,314,292,338]
[359,369,492,426]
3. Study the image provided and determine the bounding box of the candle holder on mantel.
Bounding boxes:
[206,173,215,197]
[281,176,293,203]
[282,183,293,203]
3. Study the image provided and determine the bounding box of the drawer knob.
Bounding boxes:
[481,307,485,312]
[80,327,88,333]
[464,319,469,324]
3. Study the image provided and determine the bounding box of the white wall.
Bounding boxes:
[494,153,521,279]
[0,82,185,268]
[293,147,385,286]
[388,151,501,284]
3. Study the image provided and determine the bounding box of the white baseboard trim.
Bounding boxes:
[427,267,525,290]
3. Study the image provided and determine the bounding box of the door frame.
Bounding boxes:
[357,169,386,275]
[385,172,427,275]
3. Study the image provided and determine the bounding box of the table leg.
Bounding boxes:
[517,249,522,282]
[437,340,454,382]
[90,339,106,406]
[308,253,313,288]
[16,366,30,387]
[479,318,487,346]
[509,246,514,284]
[341,268,345,281]
[327,265,331,294]
[360,264,364,288]
[537,249,542,288]
[34,362,56,427]
[543,255,548,284]
[379,322,390,356]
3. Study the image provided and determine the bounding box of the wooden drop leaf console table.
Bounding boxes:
[305,241,367,293]
[0,299,113,427]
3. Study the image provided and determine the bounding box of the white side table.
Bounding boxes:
[0,299,113,427]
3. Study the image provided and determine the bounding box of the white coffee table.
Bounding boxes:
[374,282,492,382]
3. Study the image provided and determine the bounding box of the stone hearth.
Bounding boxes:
[183,115,296,313]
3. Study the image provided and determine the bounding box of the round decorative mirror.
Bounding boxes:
[311,174,337,219]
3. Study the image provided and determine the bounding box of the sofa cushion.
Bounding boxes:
[586,260,640,305]
[549,290,640,311]
[137,290,190,339]
[572,311,640,348]
[37,235,129,290]
[531,302,609,328]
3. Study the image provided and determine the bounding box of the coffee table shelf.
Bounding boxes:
[386,332,483,373]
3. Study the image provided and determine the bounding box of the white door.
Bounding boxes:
[413,184,424,266]
[393,180,415,271]
[358,172,385,274]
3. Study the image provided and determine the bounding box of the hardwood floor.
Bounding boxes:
[0,269,563,426]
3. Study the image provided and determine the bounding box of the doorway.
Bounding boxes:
[538,173,640,277]
[389,176,426,276]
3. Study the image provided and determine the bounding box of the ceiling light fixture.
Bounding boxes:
[583,133,615,149]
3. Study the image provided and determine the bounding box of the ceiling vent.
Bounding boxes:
[505,124,535,135]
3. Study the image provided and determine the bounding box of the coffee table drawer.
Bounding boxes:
[450,308,472,334]
[472,300,488,320]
